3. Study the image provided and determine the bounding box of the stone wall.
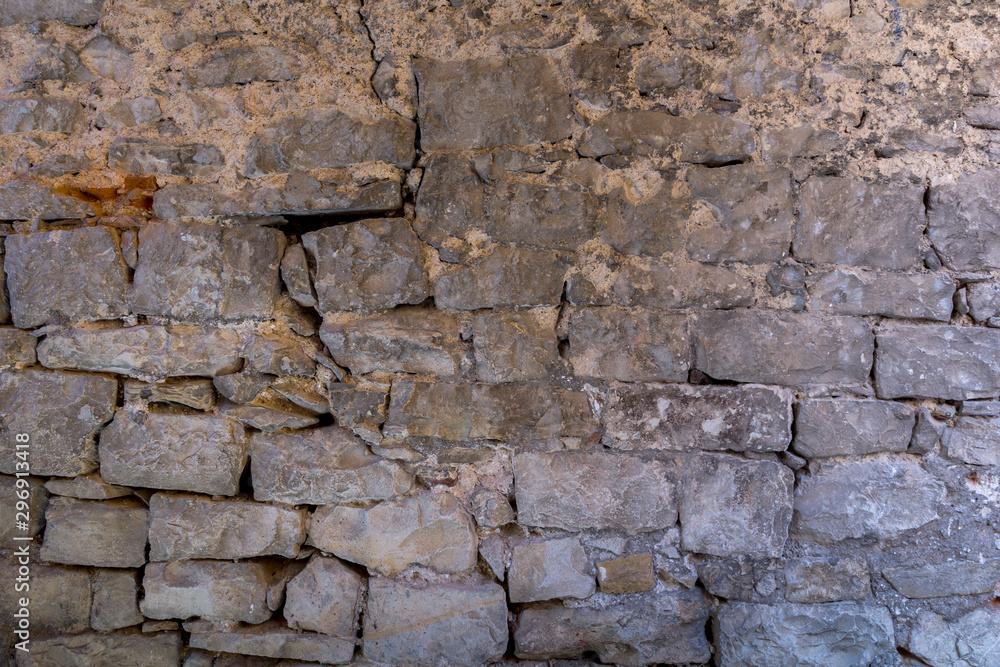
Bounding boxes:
[1,0,999,665]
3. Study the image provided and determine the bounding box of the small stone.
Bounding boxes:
[960,400,1000,416]
[0,328,36,366]
[43,472,132,500]
[928,169,1000,271]
[883,559,1000,598]
[909,608,1000,666]
[509,536,595,603]
[189,621,355,664]
[40,497,149,568]
[965,103,1000,130]
[326,385,389,443]
[696,557,781,602]
[434,246,568,310]
[280,243,316,309]
[910,407,945,454]
[470,488,515,529]
[597,554,656,594]
[219,402,320,432]
[568,307,691,381]
[0,560,90,634]
[0,476,47,542]
[91,569,143,631]
[185,46,298,88]
[108,138,225,176]
[244,332,318,377]
[971,58,1000,97]
[20,634,181,667]
[79,35,131,82]
[966,281,1000,322]
[0,98,85,134]
[784,557,870,603]
[941,416,1000,465]
[141,560,278,623]
[793,399,915,458]
[0,180,96,220]
[806,270,955,321]
[472,308,559,382]
[124,378,216,410]
[270,377,328,414]
[284,555,362,637]
[373,55,417,118]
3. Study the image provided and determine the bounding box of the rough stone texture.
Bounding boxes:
[185,46,298,88]
[570,260,754,310]
[0,180,97,220]
[928,169,1000,271]
[0,98,85,132]
[487,179,598,250]
[124,378,216,410]
[967,281,1000,322]
[716,602,896,666]
[941,416,1000,465]
[909,608,1000,667]
[514,451,677,533]
[100,411,249,496]
[0,476,47,542]
[597,553,656,595]
[40,497,148,567]
[0,559,91,635]
[784,558,870,603]
[433,246,568,310]
[508,536,595,603]
[882,559,1000,598]
[108,138,224,176]
[280,243,315,309]
[473,309,559,382]
[91,569,143,631]
[16,633,182,667]
[793,399,916,458]
[148,493,307,561]
[284,555,362,637]
[806,270,955,321]
[43,472,132,500]
[567,307,691,381]
[189,622,355,665]
[309,492,477,575]
[0,329,37,366]
[141,560,277,623]
[363,579,508,667]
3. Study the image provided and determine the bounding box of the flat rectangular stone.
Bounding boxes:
[942,416,1000,465]
[807,270,955,321]
[0,560,90,635]
[514,451,677,533]
[413,153,485,260]
[472,308,559,382]
[784,557,870,603]
[508,536,595,603]
[874,325,1000,400]
[0,328,36,366]
[185,46,299,88]
[605,383,793,452]
[17,633,182,667]
[0,180,96,221]
[694,310,874,387]
[433,246,569,310]
[928,170,1000,270]
[141,560,276,623]
[0,98,85,132]
[108,138,224,176]
[598,178,689,257]
[37,325,242,379]
[43,472,132,500]
[568,307,691,381]
[40,497,148,568]
[385,381,597,441]
[597,553,656,595]
[90,569,143,631]
[793,399,915,458]
[883,559,1000,599]
[486,178,598,250]
[285,555,362,637]
[100,411,248,496]
[190,621,355,665]
[569,260,753,310]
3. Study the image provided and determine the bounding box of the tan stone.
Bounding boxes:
[91,569,143,631]
[141,561,277,623]
[597,554,656,594]
[123,378,216,410]
[0,560,91,635]
[43,472,133,500]
[509,537,595,603]
[284,555,363,636]
[40,497,149,568]
[16,633,182,667]
[189,620,355,665]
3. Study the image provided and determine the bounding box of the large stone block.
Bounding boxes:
[250,426,413,504]
[148,493,307,561]
[91,569,143,631]
[928,169,1000,270]
[793,399,915,458]
[189,621,355,665]
[433,246,568,309]
[37,325,242,379]
[599,181,689,257]
[363,579,508,667]
[415,56,575,150]
[793,457,944,543]
[942,416,1000,465]
[100,411,248,496]
[795,176,924,269]
[694,310,874,387]
[108,138,224,176]
[508,536,595,603]
[784,557,870,603]
[883,559,1000,598]
[806,269,954,321]
[570,261,754,310]
[0,180,96,220]
[605,383,793,452]
[0,98,85,133]
[473,308,559,382]
[141,560,277,623]
[413,153,485,258]
[285,555,362,637]
[17,633,181,667]
[0,560,91,635]
[5,227,129,328]
[567,307,691,381]
[0,370,116,477]
[132,222,285,321]
[486,179,598,250]
[514,451,677,533]
[680,454,794,558]
[40,497,148,568]
[909,608,1000,666]
[874,325,1000,400]
[309,492,477,575]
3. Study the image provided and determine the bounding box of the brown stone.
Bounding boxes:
[597,553,656,594]
[108,138,224,176]
[40,497,148,568]
[509,536,595,602]
[123,378,216,410]
[284,555,363,636]
[91,569,143,630]
[472,308,559,382]
[17,633,182,667]
[189,621,355,664]
[433,246,569,310]
[43,472,132,500]
[568,307,691,381]
[0,179,96,220]
[0,475,47,542]
[141,560,278,623]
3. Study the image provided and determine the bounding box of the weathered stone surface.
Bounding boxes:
[473,308,559,382]
[570,260,754,310]
[971,59,1000,97]
[514,588,711,665]
[219,403,319,432]
[43,472,132,500]
[680,454,794,558]
[0,328,30,366]
[309,492,477,575]
[579,111,756,165]
[148,493,307,561]
[18,633,182,667]
[0,476,47,541]
[373,55,417,118]
[605,383,793,452]
[928,169,1000,271]
[434,246,568,309]
[567,307,691,381]
[785,557,870,603]
[965,103,1000,129]
[715,602,896,666]
[909,608,1000,667]
[246,109,416,174]
[0,559,90,635]
[0,370,116,476]
[883,559,1000,598]
[597,553,655,595]
[189,621,355,665]
[141,560,276,623]
[108,138,224,176]
[967,281,1000,322]
[38,325,242,379]
[795,176,924,269]
[415,56,575,151]
[0,180,96,220]
[910,406,945,454]
[0,98,85,133]
[942,416,1000,465]
[413,153,485,259]
[793,399,915,458]
[132,222,285,321]
[486,179,598,250]
[100,411,248,496]
[40,497,148,567]
[91,569,142,630]
[807,269,954,321]
[470,489,515,529]
[280,243,315,309]
[244,331,318,376]
[363,579,508,667]
[5,227,128,328]
[285,555,362,637]
[599,181,689,257]
[320,307,464,376]
[509,537,595,603]
[251,426,412,504]
[875,325,1000,400]
[303,218,428,313]
[793,457,944,543]
[326,384,388,443]
[694,310,874,387]
[696,556,781,602]
[79,34,130,81]
[185,46,298,88]
[515,451,677,533]
[124,378,216,410]
[687,164,793,263]
[385,381,596,441]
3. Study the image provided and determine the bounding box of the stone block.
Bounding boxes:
[412,153,485,259]
[0,560,90,635]
[0,98,85,133]
[91,569,143,630]
[883,559,1000,598]
[189,621,355,665]
[433,246,568,310]
[0,476,47,542]
[596,553,655,594]
[0,180,96,220]
[806,269,954,321]
[567,307,691,381]
[599,181,689,257]
[43,472,132,500]
[967,281,1000,322]
[793,399,915,458]
[696,557,782,603]
[40,497,148,568]
[472,308,559,382]
[784,557,870,603]
[185,46,298,88]
[486,179,598,250]
[141,560,277,623]
[108,138,224,176]
[284,555,362,637]
[123,378,216,410]
[509,536,595,603]
[16,633,182,667]
[909,608,1000,666]
[928,169,1000,270]
[280,243,315,308]
[942,416,1000,465]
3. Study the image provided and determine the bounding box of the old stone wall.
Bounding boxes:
[1,0,999,665]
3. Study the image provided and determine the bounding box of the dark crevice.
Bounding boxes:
[280,208,406,235]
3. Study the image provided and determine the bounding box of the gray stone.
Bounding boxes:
[687,164,794,263]
[148,493,307,561]
[514,588,711,665]
[599,181,689,257]
[434,246,569,309]
[108,138,224,177]
[18,36,82,83]
[961,400,1000,416]
[470,488,515,529]
[473,308,559,382]
[100,96,162,128]
[0,476,47,542]
[280,243,315,309]
[910,407,945,454]
[486,179,598,250]
[91,569,143,630]
[303,218,428,313]
[0,328,36,366]
[363,579,508,667]
[124,378,216,410]
[38,325,242,379]
[189,621,355,664]
[680,454,794,558]
[373,55,417,118]
[807,270,955,321]
[326,385,389,443]
[928,170,1000,271]
[509,536,595,603]
[132,222,285,321]
[285,555,362,636]
[415,56,575,151]
[270,377,327,414]
[971,58,1000,97]
[309,492,477,575]
[785,558,870,603]
[0,560,90,635]
[579,111,756,165]
[251,426,413,504]
[385,381,597,441]
[0,180,96,220]
[966,103,1000,130]
[694,310,874,387]
[793,399,916,458]
[40,497,148,568]
[243,331,318,376]
[942,417,1000,465]
[17,633,181,667]
[966,281,1000,322]
[634,53,702,93]
[219,403,319,432]
[0,370,116,476]
[909,608,1000,667]
[100,411,248,496]
[43,472,132,500]
[246,109,416,174]
[141,560,277,623]
[5,227,128,328]
[605,383,793,452]
[715,602,896,667]
[413,153,486,260]
[186,46,298,88]
[793,457,944,543]
[795,176,924,269]
[696,556,781,602]
[875,325,1000,400]
[567,307,691,381]
[79,34,130,82]
[0,98,85,133]
[514,451,677,533]
[883,559,1000,598]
